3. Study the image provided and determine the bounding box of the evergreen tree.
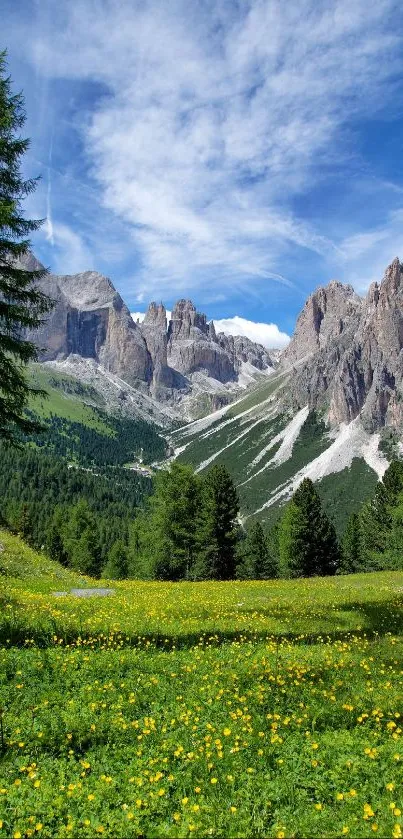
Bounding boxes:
[383,460,403,501]
[340,512,362,573]
[198,465,239,580]
[63,500,102,576]
[0,51,52,441]
[236,521,278,579]
[359,461,403,568]
[46,506,69,565]
[138,463,202,580]
[102,539,129,580]
[278,478,339,577]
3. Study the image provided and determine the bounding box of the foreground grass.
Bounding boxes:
[0,532,402,838]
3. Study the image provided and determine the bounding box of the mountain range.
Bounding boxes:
[23,252,274,421]
[22,253,403,530]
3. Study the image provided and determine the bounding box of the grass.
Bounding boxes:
[28,366,111,434]
[0,530,402,838]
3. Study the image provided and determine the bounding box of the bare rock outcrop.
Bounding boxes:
[21,257,274,409]
[217,333,273,372]
[329,258,403,429]
[167,300,236,383]
[281,258,403,432]
[26,263,152,388]
[282,280,363,367]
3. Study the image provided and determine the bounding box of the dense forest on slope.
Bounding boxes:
[21,409,167,466]
[0,443,153,566]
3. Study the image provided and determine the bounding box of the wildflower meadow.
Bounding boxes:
[0,531,402,838]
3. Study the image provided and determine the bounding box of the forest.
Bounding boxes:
[1,428,403,580]
[22,408,168,466]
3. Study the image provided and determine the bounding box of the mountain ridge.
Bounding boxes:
[23,254,275,419]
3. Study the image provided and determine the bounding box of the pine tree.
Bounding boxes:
[198,465,239,580]
[359,461,403,571]
[359,461,403,568]
[0,52,53,441]
[46,506,69,565]
[340,512,362,573]
[383,460,403,501]
[102,539,129,580]
[278,478,339,577]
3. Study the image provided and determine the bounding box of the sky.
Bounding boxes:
[2,0,403,347]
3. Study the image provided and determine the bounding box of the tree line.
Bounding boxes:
[0,442,153,572]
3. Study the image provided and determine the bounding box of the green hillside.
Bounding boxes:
[173,375,389,535]
[28,364,111,431]
[0,530,402,838]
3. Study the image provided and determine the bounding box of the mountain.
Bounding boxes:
[172,258,403,532]
[280,257,403,432]
[18,252,403,531]
[25,256,275,420]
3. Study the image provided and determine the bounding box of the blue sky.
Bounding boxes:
[2,0,403,346]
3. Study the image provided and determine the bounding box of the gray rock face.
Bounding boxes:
[281,258,403,432]
[140,302,177,395]
[217,333,273,372]
[26,265,152,388]
[282,280,363,367]
[24,259,273,405]
[167,300,236,383]
[329,258,403,429]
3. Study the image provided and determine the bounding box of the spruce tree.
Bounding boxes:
[278,478,339,577]
[236,521,278,579]
[139,463,201,580]
[198,465,239,580]
[340,512,362,573]
[358,461,403,567]
[46,506,69,565]
[63,500,102,577]
[0,52,52,441]
[102,539,128,580]
[383,460,403,501]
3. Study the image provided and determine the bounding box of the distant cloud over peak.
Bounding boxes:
[213,316,290,349]
[131,311,289,349]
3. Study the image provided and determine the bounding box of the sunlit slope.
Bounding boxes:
[28,363,112,432]
[172,373,383,532]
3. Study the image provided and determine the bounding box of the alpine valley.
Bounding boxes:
[20,254,403,534]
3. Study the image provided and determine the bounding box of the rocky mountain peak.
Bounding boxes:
[143,301,167,328]
[282,279,362,367]
[55,270,119,311]
[280,256,403,433]
[168,299,209,342]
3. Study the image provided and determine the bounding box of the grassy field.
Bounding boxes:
[27,366,111,433]
[0,530,402,838]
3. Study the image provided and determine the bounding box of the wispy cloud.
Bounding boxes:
[7,0,403,303]
[339,209,403,291]
[44,222,95,275]
[45,135,54,245]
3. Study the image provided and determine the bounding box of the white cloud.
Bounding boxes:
[213,316,290,349]
[19,0,403,300]
[131,310,289,349]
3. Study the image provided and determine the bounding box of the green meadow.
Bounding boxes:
[0,530,402,839]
